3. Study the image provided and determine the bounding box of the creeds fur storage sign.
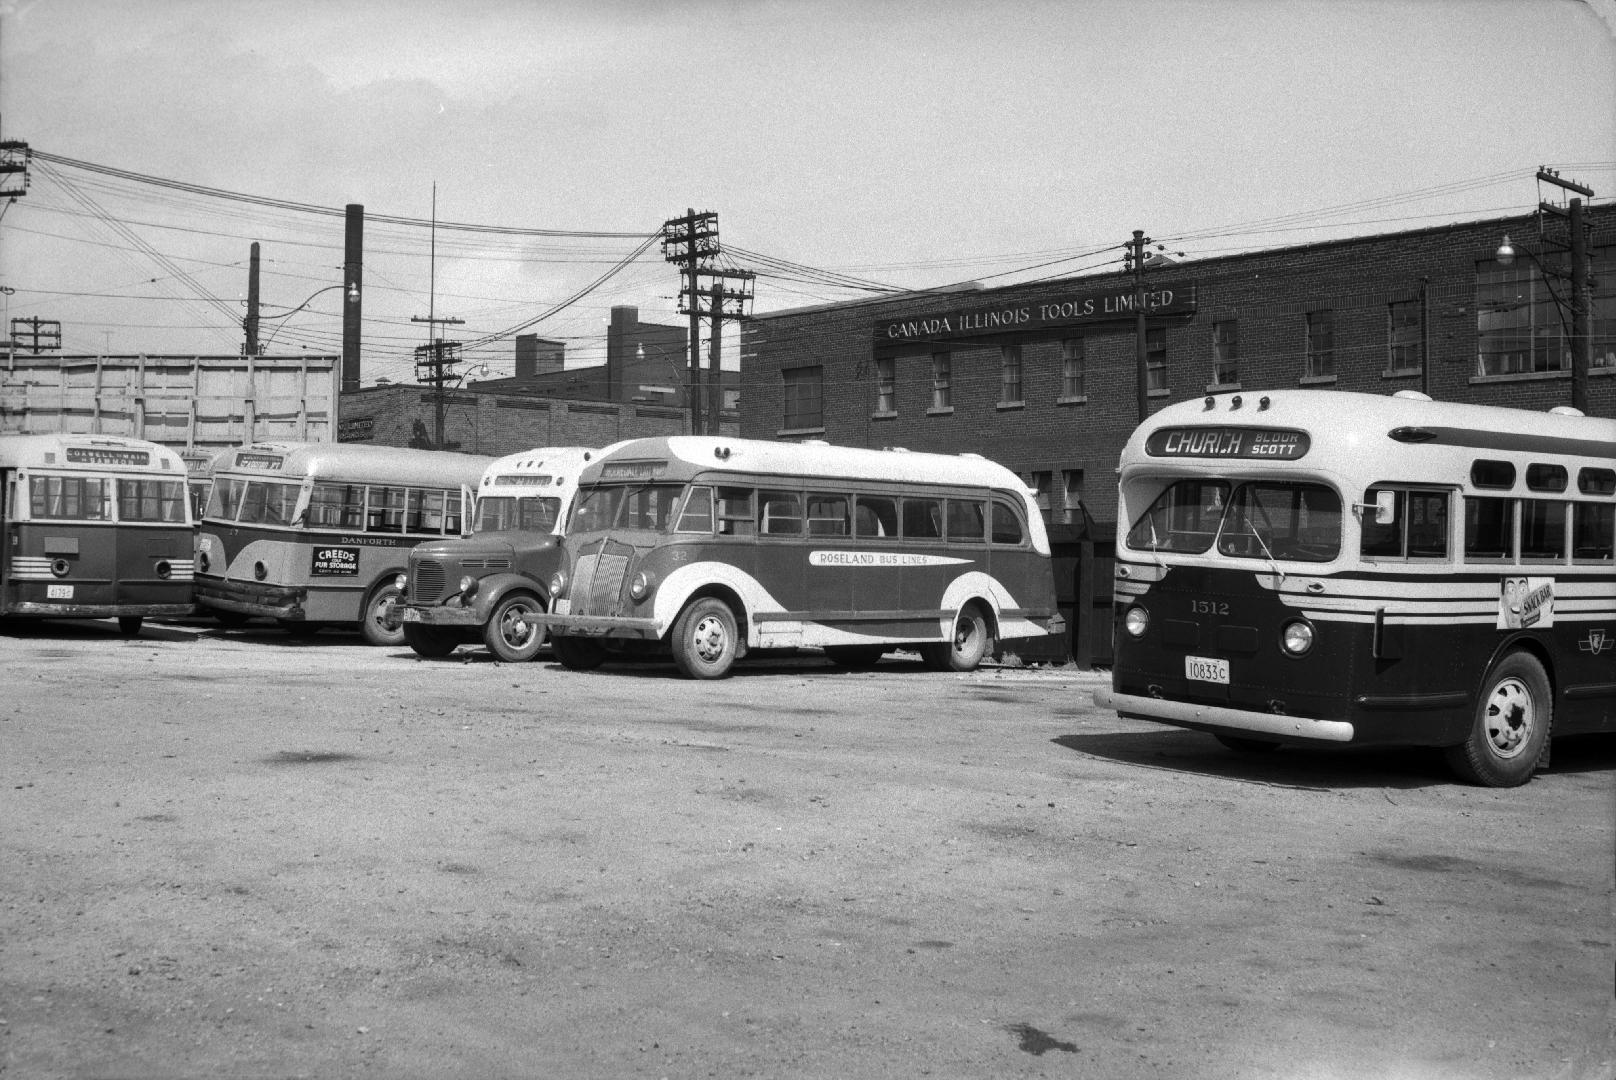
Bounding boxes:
[875,284,1195,345]
[312,546,360,576]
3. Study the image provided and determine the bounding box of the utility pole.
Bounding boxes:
[412,185,462,450]
[343,205,364,393]
[661,209,718,434]
[244,242,261,356]
[1535,169,1595,413]
[1128,230,1149,423]
[702,268,756,433]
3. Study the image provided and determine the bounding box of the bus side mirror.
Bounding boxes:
[1374,490,1396,525]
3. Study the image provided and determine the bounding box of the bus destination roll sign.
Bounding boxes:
[1145,426,1310,460]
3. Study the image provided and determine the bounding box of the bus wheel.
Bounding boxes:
[1214,733,1281,754]
[117,616,143,636]
[404,624,459,658]
[484,593,547,662]
[672,598,739,679]
[361,580,407,647]
[921,605,991,672]
[824,645,885,670]
[1445,651,1551,787]
[552,635,607,671]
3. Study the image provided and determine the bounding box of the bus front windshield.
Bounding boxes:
[570,483,686,533]
[1127,478,1342,562]
[475,495,561,534]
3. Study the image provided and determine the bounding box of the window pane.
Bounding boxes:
[947,500,985,542]
[30,476,110,520]
[1216,482,1341,562]
[1464,497,1515,560]
[990,501,1025,545]
[675,486,715,533]
[1000,345,1022,403]
[758,490,803,536]
[782,366,824,429]
[1573,503,1614,560]
[206,477,247,521]
[875,357,895,413]
[1061,339,1085,398]
[902,497,942,539]
[855,495,897,538]
[1408,492,1449,557]
[1213,320,1239,385]
[117,478,187,523]
[931,352,952,409]
[237,480,300,526]
[475,496,516,533]
[716,486,756,537]
[1520,501,1566,561]
[309,482,364,528]
[806,493,849,536]
[1127,479,1228,554]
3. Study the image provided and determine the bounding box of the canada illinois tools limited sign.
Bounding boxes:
[874,284,1195,345]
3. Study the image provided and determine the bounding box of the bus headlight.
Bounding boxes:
[549,570,567,598]
[1281,620,1315,656]
[156,560,173,580]
[1123,605,1149,638]
[628,570,652,601]
[50,558,71,579]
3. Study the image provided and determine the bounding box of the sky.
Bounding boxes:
[1,0,1613,387]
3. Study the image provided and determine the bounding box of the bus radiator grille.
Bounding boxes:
[413,561,448,601]
[588,554,629,614]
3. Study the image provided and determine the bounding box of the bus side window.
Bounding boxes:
[1521,500,1567,561]
[1573,503,1615,561]
[1407,491,1448,558]
[716,487,754,536]
[947,499,986,543]
[1463,496,1515,561]
[1359,487,1405,557]
[902,497,942,540]
[444,492,463,534]
[990,500,1024,545]
[675,486,715,533]
[855,495,897,538]
[420,490,445,533]
[759,490,803,536]
[806,493,849,536]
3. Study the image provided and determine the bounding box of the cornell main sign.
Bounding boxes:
[875,284,1196,345]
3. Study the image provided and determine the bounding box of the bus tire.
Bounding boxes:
[824,645,885,670]
[483,593,547,662]
[552,635,607,671]
[118,616,143,636]
[404,624,459,658]
[1445,651,1551,788]
[920,604,992,672]
[671,597,739,680]
[360,579,407,647]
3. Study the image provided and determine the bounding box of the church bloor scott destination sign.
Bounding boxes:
[875,283,1195,345]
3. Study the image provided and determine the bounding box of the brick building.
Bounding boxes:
[739,207,1615,535]
[738,207,1613,664]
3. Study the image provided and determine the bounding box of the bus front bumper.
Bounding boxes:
[533,613,660,640]
[1093,688,1355,743]
[399,604,481,627]
[194,579,306,619]
[12,602,196,619]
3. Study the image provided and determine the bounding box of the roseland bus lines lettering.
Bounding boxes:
[809,552,972,568]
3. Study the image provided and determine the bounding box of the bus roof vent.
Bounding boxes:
[1549,405,1585,417]
[1393,390,1433,401]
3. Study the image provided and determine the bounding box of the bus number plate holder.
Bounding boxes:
[1185,655,1229,684]
[46,584,74,599]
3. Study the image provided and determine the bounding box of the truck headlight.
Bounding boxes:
[549,570,567,598]
[628,570,652,601]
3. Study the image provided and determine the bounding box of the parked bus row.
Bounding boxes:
[6,389,1613,786]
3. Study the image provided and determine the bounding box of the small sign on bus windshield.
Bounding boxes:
[1145,426,1310,460]
[236,453,286,471]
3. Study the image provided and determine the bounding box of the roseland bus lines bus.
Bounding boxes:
[1093,389,1615,787]
[194,441,491,644]
[533,435,1065,679]
[0,433,195,635]
[396,445,607,661]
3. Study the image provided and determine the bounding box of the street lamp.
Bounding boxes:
[256,282,359,354]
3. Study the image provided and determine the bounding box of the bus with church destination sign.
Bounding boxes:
[1095,389,1616,787]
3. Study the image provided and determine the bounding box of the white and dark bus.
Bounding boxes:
[194,442,491,643]
[0,433,195,635]
[534,435,1065,678]
[397,445,605,661]
[1094,389,1616,786]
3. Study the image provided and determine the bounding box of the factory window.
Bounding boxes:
[1305,310,1335,379]
[1387,299,1422,375]
[930,352,952,412]
[1212,320,1239,386]
[875,356,895,414]
[781,365,823,431]
[1060,339,1085,400]
[1146,327,1168,392]
[1000,345,1023,406]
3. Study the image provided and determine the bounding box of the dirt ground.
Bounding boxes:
[1,618,1613,1080]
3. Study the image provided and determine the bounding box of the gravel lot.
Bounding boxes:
[2,619,1613,1079]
